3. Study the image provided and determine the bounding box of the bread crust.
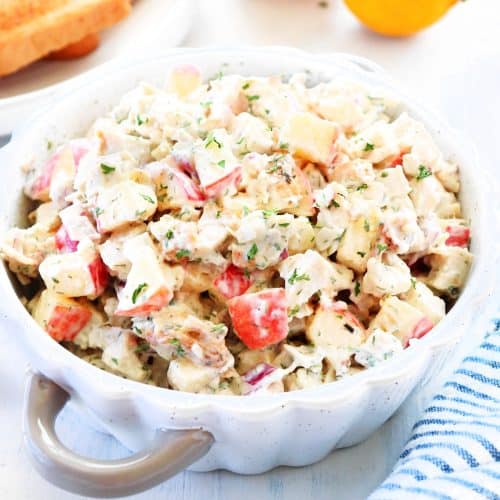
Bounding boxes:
[0,0,131,76]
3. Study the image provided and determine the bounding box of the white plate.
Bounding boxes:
[0,0,195,136]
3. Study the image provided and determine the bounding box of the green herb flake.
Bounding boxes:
[278,222,290,228]
[94,207,104,217]
[205,132,223,149]
[363,142,375,152]
[354,281,361,296]
[165,229,174,240]
[247,243,258,261]
[176,249,190,259]
[131,283,148,304]
[357,183,368,191]
[242,82,251,90]
[169,338,185,357]
[364,219,370,232]
[137,115,148,126]
[262,208,277,218]
[217,159,226,168]
[381,171,389,178]
[140,193,155,204]
[377,243,388,254]
[52,277,60,284]
[410,278,417,289]
[100,163,116,175]
[279,142,289,150]
[135,342,150,354]
[289,305,300,317]
[288,269,311,285]
[416,165,432,181]
[356,251,366,258]
[111,357,118,365]
[246,95,260,102]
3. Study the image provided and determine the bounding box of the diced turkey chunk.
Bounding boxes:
[95,180,157,233]
[306,302,367,376]
[0,224,55,280]
[167,358,220,393]
[146,307,233,370]
[115,233,184,316]
[400,281,446,325]
[410,176,460,218]
[99,224,146,280]
[149,213,228,266]
[280,250,353,316]
[230,211,293,270]
[244,153,315,216]
[39,239,108,298]
[87,327,147,381]
[362,253,412,297]
[231,112,274,154]
[336,210,379,274]
[370,296,433,347]
[424,247,472,296]
[354,329,403,368]
[281,112,338,165]
[32,289,93,342]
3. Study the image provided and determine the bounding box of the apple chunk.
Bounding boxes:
[281,112,338,165]
[33,289,92,342]
[115,234,184,316]
[39,239,108,298]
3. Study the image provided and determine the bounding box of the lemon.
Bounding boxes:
[344,0,458,37]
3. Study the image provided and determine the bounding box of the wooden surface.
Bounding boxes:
[1,1,499,498]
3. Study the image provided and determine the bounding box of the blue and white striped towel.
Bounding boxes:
[369,315,500,500]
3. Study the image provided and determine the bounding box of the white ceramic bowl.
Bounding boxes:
[0,47,493,497]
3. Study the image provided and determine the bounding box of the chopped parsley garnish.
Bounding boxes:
[381,171,389,178]
[335,228,347,242]
[242,82,251,90]
[211,324,227,334]
[279,142,289,150]
[377,243,388,254]
[262,208,277,218]
[354,281,361,296]
[363,142,375,152]
[357,183,368,191]
[288,269,311,285]
[136,115,148,126]
[140,193,155,204]
[176,249,190,259]
[330,199,340,208]
[357,251,366,258]
[247,243,258,261]
[111,357,118,365]
[242,206,250,216]
[100,163,116,174]
[135,342,150,354]
[416,165,432,180]
[165,229,174,240]
[170,338,185,357]
[131,283,148,304]
[243,268,251,278]
[289,305,300,317]
[246,94,260,102]
[47,140,53,150]
[363,219,370,232]
[217,159,226,168]
[410,278,417,289]
[94,207,104,217]
[205,132,222,149]
[52,277,60,284]
[278,222,290,227]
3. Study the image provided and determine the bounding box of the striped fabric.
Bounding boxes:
[370,316,500,500]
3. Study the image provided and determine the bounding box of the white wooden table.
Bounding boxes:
[1,1,499,498]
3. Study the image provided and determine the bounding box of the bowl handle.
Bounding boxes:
[23,373,214,498]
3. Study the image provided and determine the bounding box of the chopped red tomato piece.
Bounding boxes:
[214,265,252,299]
[55,225,79,253]
[47,304,92,342]
[227,288,288,349]
[445,226,470,248]
[389,152,404,167]
[405,317,433,347]
[203,166,242,198]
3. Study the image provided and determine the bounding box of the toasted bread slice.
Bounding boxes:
[47,32,101,60]
[0,0,131,77]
